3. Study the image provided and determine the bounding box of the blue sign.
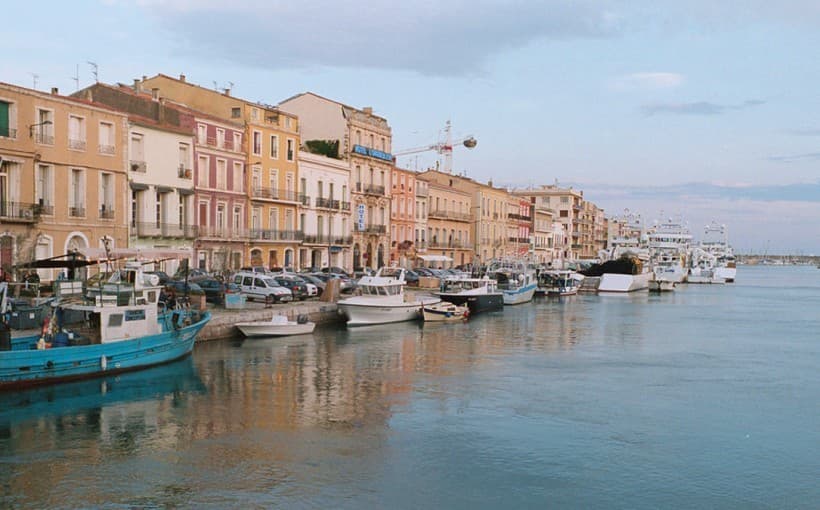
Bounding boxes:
[357,204,366,230]
[352,144,393,162]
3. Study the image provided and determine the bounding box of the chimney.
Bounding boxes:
[363,106,373,115]
[133,79,140,93]
[179,74,186,82]
[50,87,59,95]
[223,88,231,97]
[151,88,160,100]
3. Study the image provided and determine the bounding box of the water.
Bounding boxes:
[1,266,819,509]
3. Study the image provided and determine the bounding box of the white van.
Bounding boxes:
[233,272,293,303]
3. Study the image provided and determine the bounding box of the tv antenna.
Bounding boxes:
[29,73,39,90]
[87,61,98,82]
[70,64,80,91]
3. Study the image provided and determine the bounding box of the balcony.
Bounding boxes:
[69,206,85,218]
[130,160,147,173]
[197,225,246,239]
[428,209,472,221]
[303,233,333,244]
[0,127,17,139]
[35,132,54,145]
[0,202,41,223]
[251,186,298,203]
[415,187,428,198]
[35,202,54,216]
[428,240,471,249]
[68,138,86,151]
[507,213,532,222]
[315,197,341,209]
[99,144,116,155]
[355,224,386,234]
[298,194,311,206]
[332,235,353,245]
[134,222,197,238]
[178,165,192,179]
[340,201,351,211]
[99,207,115,220]
[364,184,385,196]
[249,229,304,242]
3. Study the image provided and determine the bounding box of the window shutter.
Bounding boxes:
[0,102,9,136]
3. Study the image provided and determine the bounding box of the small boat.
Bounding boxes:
[236,314,315,337]
[422,301,469,322]
[435,276,503,315]
[487,259,537,305]
[537,270,582,296]
[649,279,676,292]
[337,267,440,326]
[0,260,209,391]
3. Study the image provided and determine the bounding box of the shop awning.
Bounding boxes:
[416,255,453,262]
[78,247,193,261]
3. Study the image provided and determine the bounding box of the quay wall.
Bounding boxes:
[199,302,342,342]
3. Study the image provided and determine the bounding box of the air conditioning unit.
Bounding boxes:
[22,209,33,219]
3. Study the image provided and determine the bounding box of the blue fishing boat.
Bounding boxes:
[487,259,538,305]
[0,260,209,391]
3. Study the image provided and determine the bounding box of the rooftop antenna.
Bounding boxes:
[70,64,80,91]
[212,80,218,90]
[29,73,39,90]
[87,61,98,82]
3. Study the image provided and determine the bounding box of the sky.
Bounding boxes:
[5,0,820,254]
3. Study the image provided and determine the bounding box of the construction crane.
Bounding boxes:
[394,120,477,174]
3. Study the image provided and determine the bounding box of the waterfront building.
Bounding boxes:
[414,178,429,258]
[279,93,392,271]
[297,150,353,271]
[74,83,197,275]
[423,178,472,268]
[0,82,129,280]
[530,201,557,265]
[512,185,586,261]
[390,166,416,267]
[505,195,532,258]
[140,74,302,269]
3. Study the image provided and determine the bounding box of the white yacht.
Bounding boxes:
[595,212,652,292]
[699,221,737,283]
[337,267,440,326]
[487,260,538,305]
[687,248,725,284]
[647,217,692,285]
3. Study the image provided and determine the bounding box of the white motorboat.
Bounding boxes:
[594,211,651,293]
[435,276,503,314]
[487,259,538,305]
[537,270,583,296]
[649,279,676,292]
[235,314,315,337]
[337,267,440,326]
[700,221,737,283]
[648,217,691,284]
[422,301,469,322]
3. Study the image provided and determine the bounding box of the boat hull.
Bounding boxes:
[597,272,651,293]
[502,283,537,305]
[236,322,315,337]
[649,280,676,292]
[1,312,210,391]
[436,293,503,315]
[422,304,469,322]
[714,266,736,283]
[338,298,440,327]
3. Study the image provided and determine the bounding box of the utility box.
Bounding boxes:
[224,293,246,309]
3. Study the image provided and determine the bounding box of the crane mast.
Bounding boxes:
[394,120,476,174]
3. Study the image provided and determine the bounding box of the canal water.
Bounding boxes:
[1,266,818,509]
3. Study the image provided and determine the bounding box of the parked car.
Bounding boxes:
[239,266,268,274]
[271,274,308,301]
[196,278,231,304]
[414,267,435,277]
[288,274,319,297]
[233,271,292,303]
[164,280,205,296]
[404,269,420,286]
[144,270,171,285]
[300,274,326,295]
[321,266,350,277]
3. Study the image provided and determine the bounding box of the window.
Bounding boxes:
[216,128,225,148]
[251,108,259,121]
[232,132,241,151]
[178,195,187,226]
[130,133,144,162]
[252,207,261,231]
[252,167,261,192]
[356,130,361,145]
[232,162,243,192]
[0,100,15,138]
[233,205,242,230]
[35,108,54,145]
[286,139,294,161]
[381,137,386,151]
[216,159,227,190]
[69,169,85,217]
[216,203,226,232]
[197,124,207,144]
[155,192,162,226]
[68,115,85,150]
[285,172,294,198]
[35,164,54,212]
[329,183,334,201]
[197,155,209,187]
[100,173,113,217]
[252,130,262,155]
[369,134,374,148]
[132,191,140,227]
[270,135,279,158]
[231,107,241,118]
[98,121,115,154]
[560,196,569,204]
[269,208,279,230]
[317,180,324,199]
[179,143,190,173]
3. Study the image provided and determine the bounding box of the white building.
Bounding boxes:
[297,151,352,271]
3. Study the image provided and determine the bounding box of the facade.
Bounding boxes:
[413,178,429,257]
[279,93,392,271]
[140,74,302,269]
[422,180,472,268]
[74,83,198,276]
[505,195,532,258]
[512,185,584,261]
[390,166,416,267]
[530,201,557,264]
[297,150,352,271]
[0,83,128,280]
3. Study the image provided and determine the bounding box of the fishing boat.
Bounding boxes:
[435,276,503,315]
[337,267,440,326]
[0,260,210,391]
[700,221,737,283]
[422,301,469,322]
[236,314,315,337]
[487,259,538,305]
[537,270,583,296]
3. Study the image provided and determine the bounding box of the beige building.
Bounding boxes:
[279,93,392,270]
[390,166,417,267]
[140,74,302,269]
[421,179,472,268]
[0,82,128,280]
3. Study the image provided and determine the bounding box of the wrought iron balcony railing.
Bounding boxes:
[35,133,54,145]
[248,229,304,241]
[0,202,41,222]
[69,206,85,218]
[99,207,115,219]
[130,160,147,173]
[99,144,116,155]
[251,186,298,202]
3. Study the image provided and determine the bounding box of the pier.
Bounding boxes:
[200,301,342,342]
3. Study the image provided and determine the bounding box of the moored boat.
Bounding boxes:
[337,267,440,326]
[422,301,469,322]
[435,276,503,315]
[537,270,583,296]
[487,260,537,305]
[236,314,315,337]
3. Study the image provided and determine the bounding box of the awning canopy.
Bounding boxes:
[78,247,192,261]
[13,253,103,269]
[416,255,453,262]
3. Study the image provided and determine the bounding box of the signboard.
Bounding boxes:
[357,204,366,231]
[352,144,393,162]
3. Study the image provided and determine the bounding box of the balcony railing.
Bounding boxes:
[354,224,386,234]
[0,202,41,222]
[197,225,249,239]
[251,186,298,202]
[0,127,17,138]
[332,235,353,245]
[315,197,341,209]
[298,194,311,206]
[303,233,333,244]
[428,209,472,221]
[68,138,86,151]
[415,187,428,198]
[178,165,192,179]
[99,144,116,155]
[249,229,304,241]
[130,160,147,173]
[36,202,54,216]
[340,201,351,211]
[35,133,54,145]
[69,206,85,218]
[364,184,385,196]
[507,213,532,222]
[99,207,115,219]
[428,240,471,249]
[134,222,196,238]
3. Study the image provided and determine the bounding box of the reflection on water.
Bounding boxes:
[2,266,819,509]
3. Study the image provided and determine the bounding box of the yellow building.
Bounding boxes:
[423,180,472,268]
[0,82,128,280]
[140,74,301,268]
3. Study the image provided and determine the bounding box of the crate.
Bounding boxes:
[8,306,46,330]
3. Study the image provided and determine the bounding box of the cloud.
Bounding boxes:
[784,128,820,136]
[610,72,684,90]
[124,0,624,76]
[767,152,820,163]
[641,99,766,116]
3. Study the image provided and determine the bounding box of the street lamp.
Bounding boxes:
[28,120,52,138]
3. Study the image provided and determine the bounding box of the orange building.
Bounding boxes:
[389,166,416,267]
